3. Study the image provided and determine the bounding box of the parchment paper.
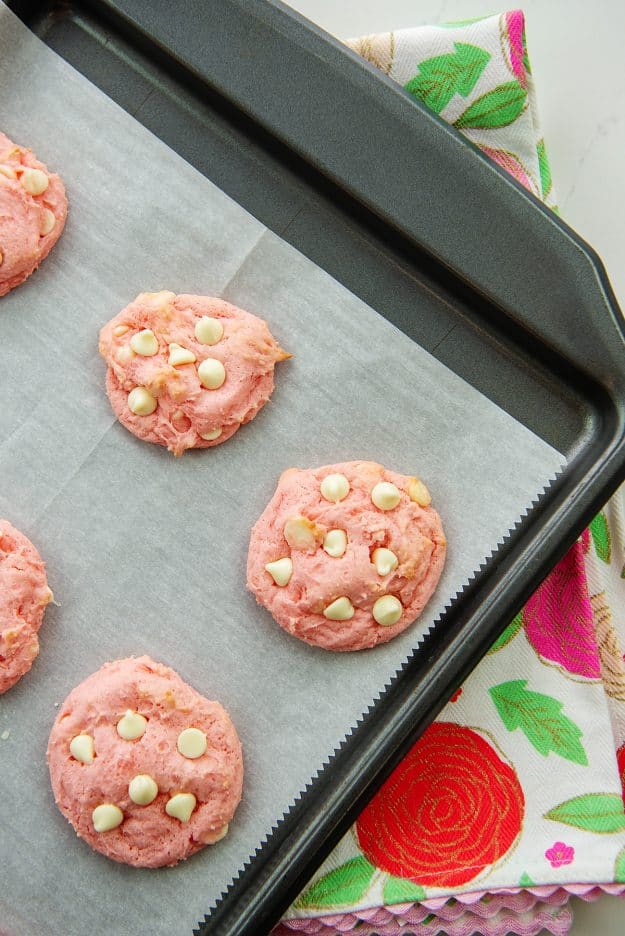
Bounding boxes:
[0,5,565,935]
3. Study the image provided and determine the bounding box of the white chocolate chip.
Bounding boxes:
[92,803,123,832]
[372,595,403,626]
[320,473,350,503]
[113,324,130,337]
[265,557,293,586]
[284,516,322,551]
[323,529,347,558]
[0,729,9,741]
[200,823,229,845]
[0,164,16,180]
[116,710,147,741]
[127,387,157,416]
[141,290,175,307]
[371,482,401,511]
[165,792,197,823]
[195,316,224,345]
[372,547,399,576]
[200,427,223,441]
[39,208,56,236]
[128,774,158,806]
[130,329,159,356]
[69,734,95,764]
[20,167,49,196]
[116,345,135,364]
[168,342,196,366]
[177,727,208,759]
[197,358,226,390]
[212,824,229,842]
[408,477,431,507]
[323,596,355,621]
[171,409,190,431]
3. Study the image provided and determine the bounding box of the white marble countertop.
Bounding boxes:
[284,2,625,933]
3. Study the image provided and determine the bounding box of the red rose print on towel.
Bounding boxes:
[356,722,524,888]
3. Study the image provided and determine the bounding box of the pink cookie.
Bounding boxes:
[0,132,67,297]
[47,656,244,868]
[99,291,290,455]
[247,461,446,651]
[0,520,52,694]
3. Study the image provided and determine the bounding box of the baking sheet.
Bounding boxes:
[0,5,565,935]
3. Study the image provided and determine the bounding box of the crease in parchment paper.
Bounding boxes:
[34,422,118,524]
[0,4,565,936]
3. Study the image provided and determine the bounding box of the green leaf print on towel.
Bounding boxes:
[615,846,625,883]
[545,794,625,833]
[454,80,527,129]
[383,876,427,903]
[489,680,588,765]
[537,139,552,199]
[589,512,611,563]
[404,43,490,114]
[488,611,523,653]
[293,857,376,910]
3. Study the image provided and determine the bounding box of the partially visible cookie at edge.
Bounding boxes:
[47,655,244,868]
[99,291,291,456]
[0,520,53,694]
[247,461,446,651]
[0,132,68,298]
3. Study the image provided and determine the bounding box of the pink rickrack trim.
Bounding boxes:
[273,904,573,935]
[418,882,625,907]
[274,885,625,935]
[407,890,562,921]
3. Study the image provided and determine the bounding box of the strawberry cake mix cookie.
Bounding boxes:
[0,132,67,297]
[0,520,53,694]
[47,656,243,868]
[247,461,446,651]
[99,291,290,455]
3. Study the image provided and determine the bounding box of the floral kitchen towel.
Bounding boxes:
[276,11,625,936]
[347,10,556,212]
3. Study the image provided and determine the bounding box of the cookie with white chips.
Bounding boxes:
[47,656,243,868]
[0,132,67,297]
[99,291,290,455]
[0,520,53,694]
[247,461,446,651]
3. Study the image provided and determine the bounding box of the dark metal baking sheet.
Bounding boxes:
[5,1,625,933]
